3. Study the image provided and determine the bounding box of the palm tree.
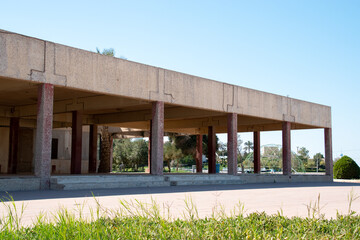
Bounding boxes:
[244,141,254,154]
[97,48,115,173]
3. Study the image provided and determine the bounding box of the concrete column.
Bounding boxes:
[253,131,261,174]
[196,135,203,173]
[71,111,82,174]
[325,128,333,177]
[34,83,54,190]
[146,120,152,173]
[208,126,216,174]
[110,136,114,171]
[89,125,97,173]
[150,102,164,175]
[227,113,237,175]
[8,117,19,174]
[282,121,291,175]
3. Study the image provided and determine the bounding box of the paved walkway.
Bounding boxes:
[1,181,360,226]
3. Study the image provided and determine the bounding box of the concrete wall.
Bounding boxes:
[51,127,99,174]
[0,126,97,175]
[0,30,331,128]
[17,128,34,173]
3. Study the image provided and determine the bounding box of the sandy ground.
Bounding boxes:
[1,181,360,226]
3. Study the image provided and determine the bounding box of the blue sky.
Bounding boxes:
[1,1,359,163]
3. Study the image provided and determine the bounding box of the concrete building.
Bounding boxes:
[0,29,333,190]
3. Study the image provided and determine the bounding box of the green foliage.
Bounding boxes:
[261,146,282,172]
[180,155,196,167]
[2,193,360,239]
[333,155,360,179]
[169,134,219,159]
[1,207,360,239]
[113,139,148,171]
[164,141,183,172]
[96,47,115,57]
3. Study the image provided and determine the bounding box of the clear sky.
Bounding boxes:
[1,1,359,163]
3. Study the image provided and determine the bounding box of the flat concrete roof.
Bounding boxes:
[0,29,331,134]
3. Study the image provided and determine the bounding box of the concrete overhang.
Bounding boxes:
[0,29,331,134]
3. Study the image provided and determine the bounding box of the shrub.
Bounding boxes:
[333,155,360,179]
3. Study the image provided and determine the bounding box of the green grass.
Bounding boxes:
[1,213,360,239]
[1,192,360,239]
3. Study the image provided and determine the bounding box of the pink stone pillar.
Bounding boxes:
[34,83,54,190]
[8,117,19,174]
[325,128,333,177]
[196,135,203,173]
[282,121,291,175]
[88,125,97,173]
[146,120,152,174]
[208,126,216,174]
[253,131,261,174]
[227,113,237,175]
[150,102,164,175]
[71,111,82,174]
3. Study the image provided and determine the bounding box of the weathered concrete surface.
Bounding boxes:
[34,83,54,189]
[71,111,82,174]
[208,126,216,174]
[0,29,331,129]
[45,174,332,191]
[325,128,333,177]
[195,135,202,173]
[150,102,164,175]
[0,182,359,227]
[282,121,291,175]
[88,125,97,173]
[0,127,9,173]
[253,131,261,173]
[227,113,237,175]
[0,176,40,191]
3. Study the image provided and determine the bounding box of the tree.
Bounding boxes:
[236,134,245,173]
[96,48,115,173]
[260,145,282,172]
[98,126,113,173]
[244,141,254,154]
[217,141,227,166]
[297,147,310,165]
[112,139,148,171]
[169,134,219,161]
[333,155,360,179]
[164,141,183,172]
[313,153,324,172]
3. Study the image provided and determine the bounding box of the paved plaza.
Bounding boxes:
[1,181,359,226]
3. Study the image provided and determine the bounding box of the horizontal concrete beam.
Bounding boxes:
[0,30,331,128]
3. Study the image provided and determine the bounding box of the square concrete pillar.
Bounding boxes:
[253,131,261,174]
[34,83,54,190]
[227,113,237,175]
[150,102,164,175]
[208,126,216,174]
[325,128,333,177]
[88,125,97,173]
[146,120,152,174]
[8,117,19,174]
[196,135,203,173]
[282,121,291,175]
[71,111,82,174]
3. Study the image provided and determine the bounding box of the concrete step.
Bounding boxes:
[0,177,40,191]
[50,175,169,190]
[52,175,164,184]
[171,179,244,186]
[164,174,244,186]
[164,174,242,181]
